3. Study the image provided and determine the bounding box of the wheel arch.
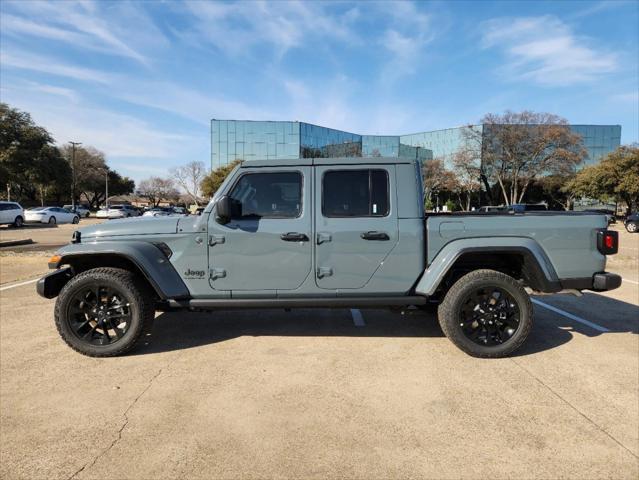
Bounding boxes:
[414,238,561,297]
[48,242,191,300]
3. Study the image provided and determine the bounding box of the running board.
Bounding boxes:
[165,296,428,310]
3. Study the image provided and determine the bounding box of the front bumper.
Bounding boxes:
[36,267,73,299]
[560,272,622,292]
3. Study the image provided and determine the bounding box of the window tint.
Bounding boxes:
[229,171,302,219]
[322,169,389,217]
[0,204,8,211]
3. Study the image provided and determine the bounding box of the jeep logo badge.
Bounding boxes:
[184,268,205,278]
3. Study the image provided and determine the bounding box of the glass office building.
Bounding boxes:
[211,119,620,170]
[211,120,432,169]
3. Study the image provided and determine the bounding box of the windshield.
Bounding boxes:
[29,207,46,211]
[110,206,123,210]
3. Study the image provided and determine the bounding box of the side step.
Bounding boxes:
[166,296,428,310]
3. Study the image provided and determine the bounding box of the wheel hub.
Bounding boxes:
[459,287,520,346]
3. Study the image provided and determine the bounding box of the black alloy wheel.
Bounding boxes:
[67,284,132,346]
[55,267,155,357]
[458,287,520,346]
[438,269,533,358]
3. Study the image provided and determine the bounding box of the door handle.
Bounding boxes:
[360,231,390,241]
[280,232,309,242]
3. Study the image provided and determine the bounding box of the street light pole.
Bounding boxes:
[105,169,109,209]
[68,141,82,209]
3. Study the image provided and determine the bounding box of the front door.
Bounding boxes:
[314,165,399,290]
[208,167,312,293]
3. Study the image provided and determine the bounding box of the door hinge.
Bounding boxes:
[209,234,225,246]
[317,232,332,245]
[317,267,333,278]
[210,268,227,280]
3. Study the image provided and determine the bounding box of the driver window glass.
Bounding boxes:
[229,172,302,219]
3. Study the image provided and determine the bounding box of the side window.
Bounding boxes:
[322,169,389,217]
[229,171,302,219]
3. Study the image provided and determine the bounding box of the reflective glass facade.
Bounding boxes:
[211,120,432,169]
[211,120,620,170]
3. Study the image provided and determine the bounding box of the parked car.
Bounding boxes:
[624,212,638,233]
[63,205,91,218]
[25,207,79,224]
[508,203,548,213]
[142,207,181,217]
[0,201,24,227]
[478,205,507,213]
[96,205,140,219]
[38,157,621,359]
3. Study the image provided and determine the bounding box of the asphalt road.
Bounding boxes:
[0,221,637,479]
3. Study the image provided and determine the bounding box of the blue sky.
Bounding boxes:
[1,0,637,183]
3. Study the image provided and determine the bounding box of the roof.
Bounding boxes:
[240,157,417,168]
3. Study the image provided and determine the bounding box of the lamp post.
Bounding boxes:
[68,141,82,209]
[105,168,109,209]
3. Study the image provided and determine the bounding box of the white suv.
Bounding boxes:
[0,201,25,227]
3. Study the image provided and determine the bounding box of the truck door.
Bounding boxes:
[314,165,399,290]
[208,167,312,293]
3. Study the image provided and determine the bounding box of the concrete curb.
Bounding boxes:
[0,238,34,248]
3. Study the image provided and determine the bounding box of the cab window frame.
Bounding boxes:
[321,168,390,218]
[226,169,304,220]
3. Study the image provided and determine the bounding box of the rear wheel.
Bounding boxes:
[54,267,155,357]
[13,216,23,228]
[626,222,638,233]
[48,216,56,225]
[438,269,533,358]
[72,215,80,224]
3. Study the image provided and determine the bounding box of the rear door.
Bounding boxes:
[208,167,312,293]
[314,165,398,290]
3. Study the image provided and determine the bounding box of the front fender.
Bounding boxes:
[47,241,190,300]
[414,237,561,296]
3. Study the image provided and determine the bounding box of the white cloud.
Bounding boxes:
[1,0,164,65]
[180,0,361,57]
[0,51,116,84]
[480,15,617,86]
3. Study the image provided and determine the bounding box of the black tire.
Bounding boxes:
[48,216,56,225]
[626,222,638,233]
[85,212,91,218]
[72,215,80,224]
[13,216,23,228]
[54,267,155,357]
[437,269,533,358]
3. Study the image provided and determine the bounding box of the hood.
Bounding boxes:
[79,216,181,239]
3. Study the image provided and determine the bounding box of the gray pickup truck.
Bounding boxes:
[37,157,621,358]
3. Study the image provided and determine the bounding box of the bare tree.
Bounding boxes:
[170,161,206,206]
[452,150,481,211]
[463,111,586,205]
[138,177,179,207]
[422,158,456,205]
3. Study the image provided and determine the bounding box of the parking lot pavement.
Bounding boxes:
[1,278,637,479]
[0,218,105,252]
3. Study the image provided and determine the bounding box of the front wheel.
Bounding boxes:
[48,216,56,225]
[13,216,23,228]
[626,222,638,233]
[437,269,533,358]
[54,267,155,357]
[72,215,80,224]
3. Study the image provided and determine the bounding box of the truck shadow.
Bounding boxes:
[135,293,637,357]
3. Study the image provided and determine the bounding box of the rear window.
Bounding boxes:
[322,169,389,217]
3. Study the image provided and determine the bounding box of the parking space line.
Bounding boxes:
[531,298,610,333]
[623,278,638,285]
[0,278,39,292]
[350,308,365,327]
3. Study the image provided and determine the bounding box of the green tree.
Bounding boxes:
[201,160,241,198]
[0,103,71,201]
[566,145,639,211]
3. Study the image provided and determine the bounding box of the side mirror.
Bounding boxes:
[215,195,231,224]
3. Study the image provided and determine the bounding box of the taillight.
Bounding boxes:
[597,229,618,255]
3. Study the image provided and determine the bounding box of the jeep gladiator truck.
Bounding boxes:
[37,157,621,358]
